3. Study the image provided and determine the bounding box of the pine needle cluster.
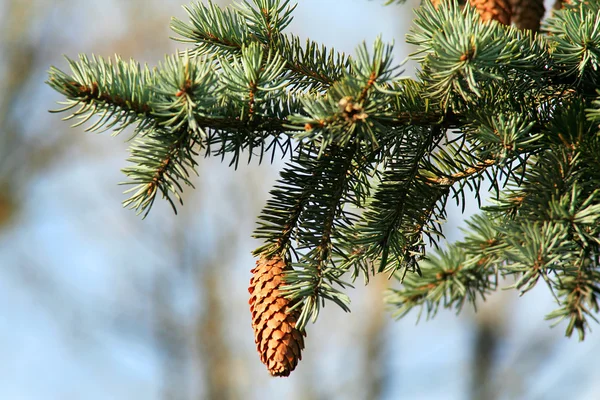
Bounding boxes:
[47,0,600,374]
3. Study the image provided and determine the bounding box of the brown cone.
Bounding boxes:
[509,0,545,31]
[553,0,570,10]
[248,255,305,377]
[469,0,512,25]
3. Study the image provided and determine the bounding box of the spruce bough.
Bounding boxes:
[47,0,600,376]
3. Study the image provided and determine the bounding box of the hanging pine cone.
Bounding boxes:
[469,0,512,25]
[553,0,570,10]
[248,254,305,377]
[509,0,545,31]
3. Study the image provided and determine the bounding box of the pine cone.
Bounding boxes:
[469,0,512,25]
[553,0,570,10]
[248,255,305,377]
[509,0,545,31]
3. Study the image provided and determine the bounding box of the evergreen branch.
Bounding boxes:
[48,53,297,136]
[423,158,496,186]
[152,52,220,138]
[46,0,600,349]
[543,188,600,340]
[409,0,547,105]
[218,42,288,120]
[290,142,360,330]
[240,0,350,90]
[386,246,498,320]
[172,0,350,91]
[349,125,447,279]
[489,104,595,224]
[201,93,301,167]
[547,253,600,341]
[477,104,600,337]
[253,146,324,255]
[121,126,200,217]
[47,55,158,137]
[49,54,223,216]
[385,212,503,320]
[254,52,388,327]
[385,210,496,316]
[503,221,576,294]
[254,141,364,330]
[586,91,600,123]
[546,3,600,85]
[170,0,250,56]
[290,37,399,150]
[274,34,350,91]
[235,0,296,44]
[424,106,543,208]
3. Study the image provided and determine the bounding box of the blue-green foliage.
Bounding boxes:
[48,0,600,337]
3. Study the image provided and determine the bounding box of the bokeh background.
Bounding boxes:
[1,0,599,399]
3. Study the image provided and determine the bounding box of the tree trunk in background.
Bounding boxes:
[469,292,510,400]
[0,0,37,228]
[153,271,190,400]
[361,275,388,400]
[197,267,234,400]
[470,317,500,400]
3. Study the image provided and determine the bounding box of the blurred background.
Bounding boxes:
[1,0,599,399]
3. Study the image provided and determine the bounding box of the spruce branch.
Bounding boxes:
[253,141,366,330]
[408,0,549,106]
[170,0,251,57]
[46,0,600,370]
[288,143,359,330]
[47,55,158,137]
[348,125,447,279]
[121,126,200,216]
[546,2,600,85]
[259,42,404,328]
[218,42,288,120]
[385,212,503,320]
[172,0,350,91]
[547,254,600,341]
[290,37,398,151]
[253,146,326,256]
[235,0,296,44]
[152,52,220,138]
[423,158,496,186]
[386,245,498,320]
[277,35,350,91]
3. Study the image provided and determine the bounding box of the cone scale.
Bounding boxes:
[248,255,305,377]
[430,0,512,26]
[509,0,545,31]
[469,0,512,25]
